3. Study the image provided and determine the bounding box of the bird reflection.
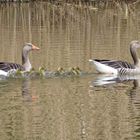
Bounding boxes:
[22,79,38,102]
[22,79,31,101]
[91,74,140,87]
[90,74,140,139]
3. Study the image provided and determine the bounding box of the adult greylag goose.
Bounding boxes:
[89,40,140,75]
[0,43,40,76]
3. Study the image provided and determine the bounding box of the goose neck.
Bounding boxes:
[130,46,140,66]
[22,50,31,71]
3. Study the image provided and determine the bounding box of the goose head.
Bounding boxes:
[23,43,40,52]
[22,43,40,71]
[130,40,140,49]
[130,40,140,66]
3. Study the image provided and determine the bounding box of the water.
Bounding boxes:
[0,2,140,140]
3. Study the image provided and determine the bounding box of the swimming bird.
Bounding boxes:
[89,40,140,75]
[0,43,40,76]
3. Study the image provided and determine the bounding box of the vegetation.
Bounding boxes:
[0,0,139,4]
[0,0,139,12]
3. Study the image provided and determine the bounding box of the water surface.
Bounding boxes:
[0,2,140,140]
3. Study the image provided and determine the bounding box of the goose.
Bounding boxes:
[0,43,40,76]
[89,40,140,75]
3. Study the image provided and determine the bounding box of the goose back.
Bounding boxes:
[0,62,24,72]
[94,59,135,69]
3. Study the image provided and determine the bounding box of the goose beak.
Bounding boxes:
[32,44,40,50]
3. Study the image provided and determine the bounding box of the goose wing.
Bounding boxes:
[0,62,24,72]
[94,59,135,69]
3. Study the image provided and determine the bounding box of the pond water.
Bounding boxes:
[0,2,140,140]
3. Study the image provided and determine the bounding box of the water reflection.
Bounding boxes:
[22,79,32,102]
[2,72,140,139]
[126,80,140,140]
[0,2,140,71]
[91,74,140,86]
[1,1,140,140]
[90,74,140,139]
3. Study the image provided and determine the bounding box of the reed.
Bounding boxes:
[0,0,139,4]
[0,0,36,1]
[0,0,139,15]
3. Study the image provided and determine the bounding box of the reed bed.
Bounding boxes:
[0,0,139,5]
[0,0,138,14]
[0,0,139,17]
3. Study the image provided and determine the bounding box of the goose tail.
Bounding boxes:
[89,59,93,62]
[89,59,118,75]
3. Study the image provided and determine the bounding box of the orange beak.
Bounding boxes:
[32,44,40,50]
